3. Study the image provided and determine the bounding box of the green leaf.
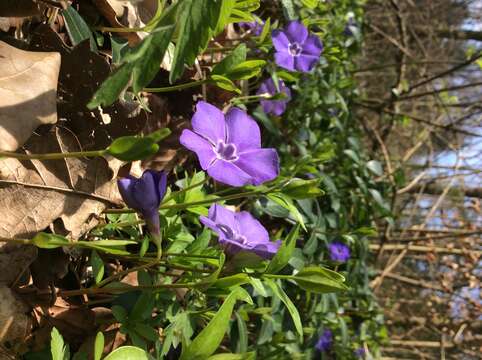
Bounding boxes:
[213,273,250,289]
[292,266,348,293]
[196,253,226,290]
[301,0,318,9]
[234,0,260,12]
[32,233,69,249]
[264,279,303,340]
[208,353,255,360]
[180,287,253,360]
[215,0,237,34]
[51,327,69,360]
[87,63,133,109]
[62,6,97,52]
[280,0,296,20]
[265,224,300,274]
[94,332,104,360]
[257,18,271,44]
[132,323,159,342]
[267,193,306,230]
[212,44,247,76]
[90,250,104,284]
[366,160,383,176]
[170,0,222,83]
[281,178,324,199]
[111,305,128,323]
[103,346,149,360]
[226,60,266,80]
[130,25,176,93]
[210,75,241,93]
[235,312,248,353]
[107,136,157,161]
[88,4,179,109]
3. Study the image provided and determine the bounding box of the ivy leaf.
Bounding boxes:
[62,6,97,52]
[170,0,222,83]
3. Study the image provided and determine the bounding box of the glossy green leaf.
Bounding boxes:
[212,44,247,76]
[62,6,97,52]
[215,0,237,34]
[293,266,348,293]
[103,346,149,360]
[180,287,253,360]
[94,332,104,360]
[213,273,250,289]
[90,250,104,284]
[32,233,69,249]
[366,160,383,176]
[265,224,300,274]
[264,279,303,340]
[170,0,222,83]
[51,327,69,360]
[267,193,306,230]
[106,129,171,161]
[227,60,266,80]
[235,312,248,353]
[301,0,318,9]
[208,353,255,360]
[281,178,324,199]
[210,74,241,93]
[280,0,296,20]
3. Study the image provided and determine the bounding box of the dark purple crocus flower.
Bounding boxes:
[200,204,281,259]
[180,101,279,187]
[256,78,291,116]
[328,242,351,262]
[239,20,264,36]
[117,170,167,257]
[315,329,333,352]
[272,21,323,72]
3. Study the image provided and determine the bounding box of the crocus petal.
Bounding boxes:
[191,101,226,144]
[271,29,290,52]
[117,177,140,210]
[235,211,270,245]
[207,160,253,187]
[132,171,160,211]
[285,21,309,44]
[180,129,216,169]
[235,148,279,185]
[302,34,323,56]
[274,52,295,71]
[225,107,261,152]
[294,54,319,72]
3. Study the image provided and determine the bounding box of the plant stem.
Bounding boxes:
[0,237,31,245]
[0,149,107,161]
[144,79,208,93]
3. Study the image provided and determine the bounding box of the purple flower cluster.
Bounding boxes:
[328,242,351,262]
[201,204,280,259]
[315,329,333,352]
[116,19,325,261]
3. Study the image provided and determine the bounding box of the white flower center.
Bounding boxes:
[288,42,302,56]
[215,140,238,162]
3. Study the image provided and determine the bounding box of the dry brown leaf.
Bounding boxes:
[0,285,31,345]
[0,41,60,151]
[0,127,121,240]
[0,0,41,17]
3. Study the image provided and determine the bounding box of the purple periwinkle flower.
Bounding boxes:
[239,20,264,36]
[315,329,333,352]
[354,347,366,358]
[328,242,351,262]
[180,101,279,187]
[200,204,281,259]
[272,21,323,72]
[257,78,291,116]
[117,170,167,237]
